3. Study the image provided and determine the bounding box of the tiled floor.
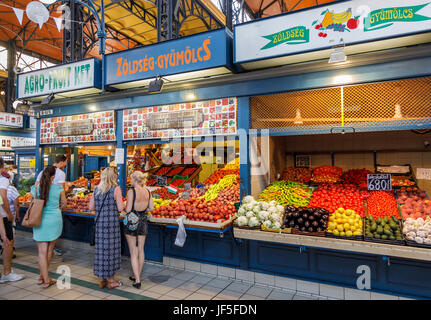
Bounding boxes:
[0,235,410,300]
[0,236,322,301]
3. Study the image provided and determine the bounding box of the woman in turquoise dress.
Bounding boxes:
[30,166,66,288]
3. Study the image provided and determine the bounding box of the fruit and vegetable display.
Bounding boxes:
[311,166,343,184]
[181,167,197,176]
[155,166,171,176]
[151,197,236,223]
[203,174,239,202]
[341,169,372,188]
[167,167,184,176]
[66,194,91,212]
[327,208,363,238]
[216,184,240,204]
[398,188,431,220]
[235,196,284,229]
[283,206,329,233]
[169,178,186,187]
[391,176,416,187]
[223,158,240,171]
[19,177,35,193]
[151,187,178,200]
[204,169,240,185]
[308,184,366,217]
[153,198,171,210]
[71,177,88,188]
[257,181,313,207]
[366,191,400,219]
[18,193,32,204]
[403,217,431,245]
[281,167,312,183]
[364,215,403,242]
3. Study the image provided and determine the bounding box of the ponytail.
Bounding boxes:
[39,166,56,207]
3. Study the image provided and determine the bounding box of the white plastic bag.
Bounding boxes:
[174,216,187,247]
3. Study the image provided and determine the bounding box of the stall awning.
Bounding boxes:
[234,0,431,70]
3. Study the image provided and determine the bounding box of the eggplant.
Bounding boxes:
[317,227,323,232]
[285,205,296,213]
[309,215,315,221]
[302,213,309,220]
[294,224,300,229]
[312,221,319,228]
[293,212,300,218]
[307,208,314,214]
[289,220,295,227]
[321,222,328,228]
[300,226,306,232]
[304,221,310,228]
[321,214,329,221]
[307,226,314,232]
[313,211,321,219]
[297,217,304,225]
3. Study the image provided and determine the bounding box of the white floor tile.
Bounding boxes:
[320,284,345,299]
[267,290,295,300]
[225,282,252,294]
[246,285,273,298]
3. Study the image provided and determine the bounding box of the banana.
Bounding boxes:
[331,8,352,24]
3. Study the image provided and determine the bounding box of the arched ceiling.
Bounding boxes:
[244,0,338,18]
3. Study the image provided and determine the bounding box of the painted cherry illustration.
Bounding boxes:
[347,18,359,30]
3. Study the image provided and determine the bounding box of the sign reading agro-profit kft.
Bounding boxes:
[106,29,230,85]
[17,59,98,99]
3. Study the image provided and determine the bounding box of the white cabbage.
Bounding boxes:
[276,205,284,212]
[248,217,260,227]
[267,207,277,214]
[273,221,281,229]
[246,211,254,218]
[253,206,261,214]
[415,237,424,244]
[237,208,246,216]
[260,202,269,211]
[271,213,281,222]
[258,211,269,221]
[246,203,254,211]
[269,200,278,207]
[243,195,254,203]
[263,220,272,228]
[237,216,248,226]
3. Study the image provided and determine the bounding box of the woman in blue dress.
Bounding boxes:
[30,166,66,288]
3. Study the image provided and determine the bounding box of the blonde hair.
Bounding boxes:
[131,171,147,186]
[95,167,117,195]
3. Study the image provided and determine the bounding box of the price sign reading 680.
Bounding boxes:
[367,174,392,191]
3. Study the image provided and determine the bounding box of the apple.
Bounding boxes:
[347,18,359,30]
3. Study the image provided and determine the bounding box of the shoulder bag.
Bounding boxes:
[21,186,44,228]
[90,190,109,246]
[123,188,140,232]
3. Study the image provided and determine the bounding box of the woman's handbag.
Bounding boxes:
[123,189,140,232]
[21,186,44,228]
[90,191,109,246]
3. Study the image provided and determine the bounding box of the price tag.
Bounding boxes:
[367,174,392,191]
[156,176,167,186]
[184,183,191,190]
[416,168,431,180]
[152,193,161,199]
[181,191,191,199]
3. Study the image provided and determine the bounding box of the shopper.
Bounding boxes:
[4,172,19,260]
[0,158,24,283]
[89,167,125,289]
[36,154,69,257]
[31,165,66,288]
[124,171,153,289]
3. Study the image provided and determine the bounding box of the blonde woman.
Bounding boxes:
[124,171,153,289]
[89,167,125,289]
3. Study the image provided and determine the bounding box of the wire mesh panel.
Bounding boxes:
[250,77,431,134]
[250,87,342,133]
[343,77,431,129]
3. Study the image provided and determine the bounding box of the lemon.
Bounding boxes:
[337,225,344,232]
[346,231,353,237]
[338,208,345,214]
[353,230,362,236]
[340,232,346,237]
[329,215,335,222]
[354,223,359,230]
[335,213,342,219]
[344,223,351,231]
[328,222,336,230]
[333,230,340,236]
[348,219,355,225]
[336,218,343,225]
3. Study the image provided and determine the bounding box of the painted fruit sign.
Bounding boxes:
[234,0,431,64]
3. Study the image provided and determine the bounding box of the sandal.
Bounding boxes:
[37,277,44,285]
[99,279,107,289]
[132,282,141,289]
[107,280,122,289]
[129,276,136,282]
[42,280,56,289]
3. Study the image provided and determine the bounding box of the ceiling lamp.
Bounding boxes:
[41,93,55,105]
[148,77,164,93]
[293,109,303,125]
[393,104,403,119]
[26,1,49,28]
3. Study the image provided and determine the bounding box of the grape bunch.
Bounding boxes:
[327,23,346,32]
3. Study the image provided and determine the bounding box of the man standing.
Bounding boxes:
[0,157,24,283]
[35,154,69,257]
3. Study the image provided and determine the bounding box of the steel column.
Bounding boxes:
[5,40,16,113]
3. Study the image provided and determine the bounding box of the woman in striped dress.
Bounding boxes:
[89,167,125,289]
